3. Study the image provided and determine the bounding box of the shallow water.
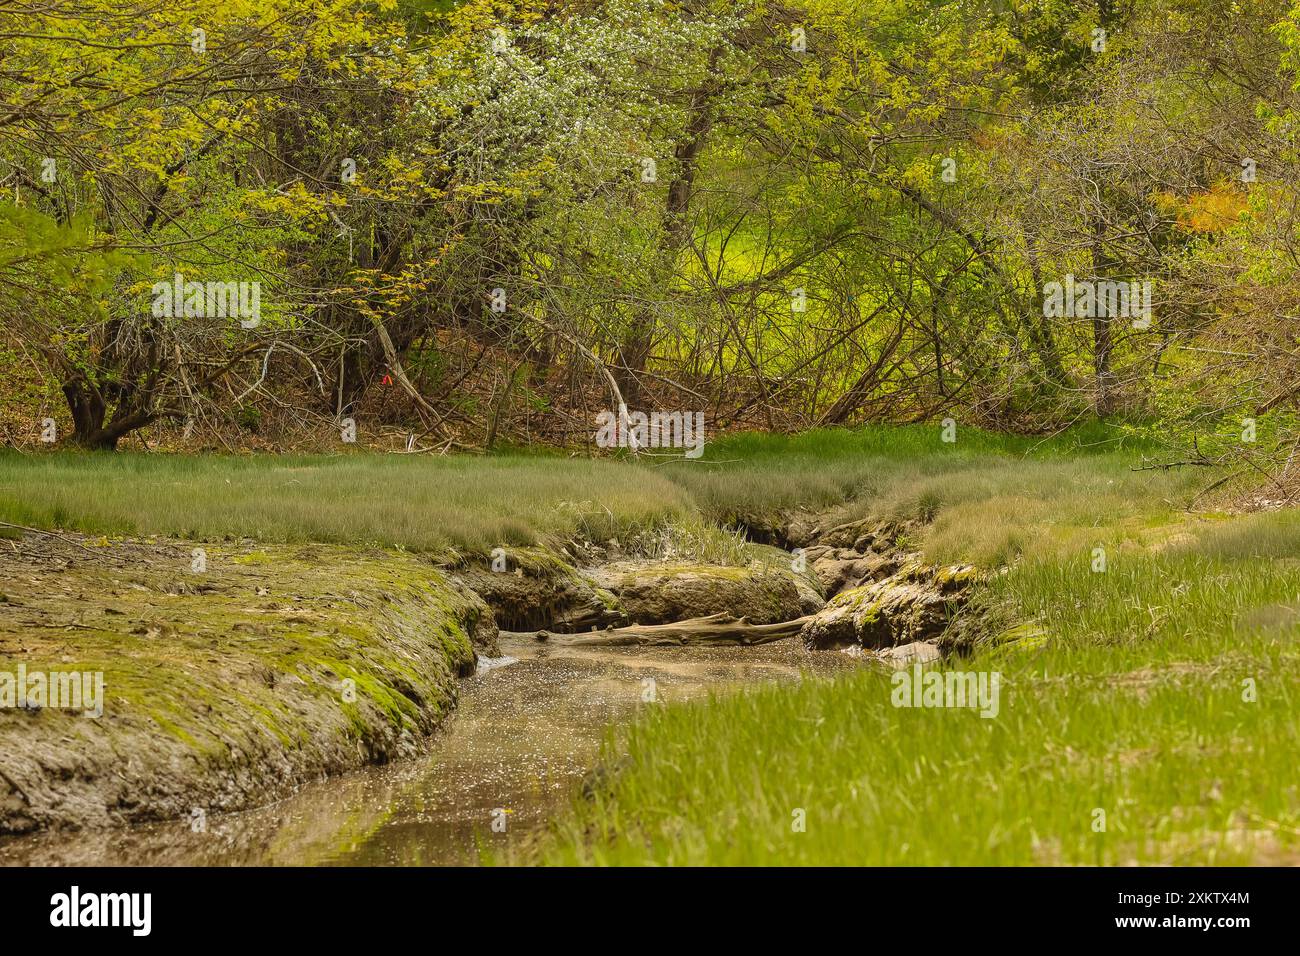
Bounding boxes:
[0,635,853,866]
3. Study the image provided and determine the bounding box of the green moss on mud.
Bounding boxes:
[0,535,490,832]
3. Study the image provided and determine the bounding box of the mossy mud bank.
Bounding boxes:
[0,508,980,838]
[0,533,497,833]
[0,632,860,865]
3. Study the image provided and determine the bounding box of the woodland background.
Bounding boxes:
[1,0,1298,473]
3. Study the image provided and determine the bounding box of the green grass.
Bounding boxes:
[532,509,1300,865]
[5,422,1295,865]
[0,450,695,554]
[0,421,1175,556]
[511,425,1297,866]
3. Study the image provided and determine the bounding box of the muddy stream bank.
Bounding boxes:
[0,634,855,865]
[0,513,978,864]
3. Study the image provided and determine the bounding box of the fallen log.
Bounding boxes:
[502,612,815,647]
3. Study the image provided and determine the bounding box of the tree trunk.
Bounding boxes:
[1091,219,1116,417]
[61,380,157,450]
[616,50,722,407]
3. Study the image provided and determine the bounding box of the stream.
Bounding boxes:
[0,632,854,866]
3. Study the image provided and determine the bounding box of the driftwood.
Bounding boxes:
[502,612,815,647]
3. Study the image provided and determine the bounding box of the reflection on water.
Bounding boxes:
[0,636,853,866]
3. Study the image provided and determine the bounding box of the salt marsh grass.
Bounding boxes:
[535,516,1300,865]
[5,426,1295,865]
